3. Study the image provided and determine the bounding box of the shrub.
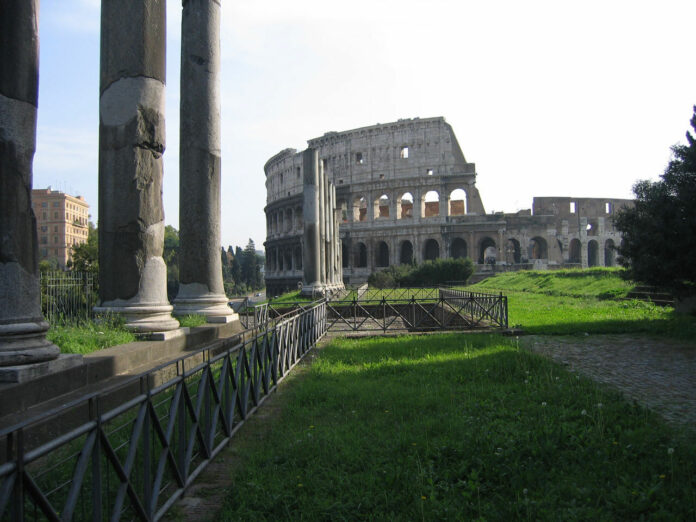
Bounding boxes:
[368,258,474,287]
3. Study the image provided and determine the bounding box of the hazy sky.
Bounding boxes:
[35,0,696,250]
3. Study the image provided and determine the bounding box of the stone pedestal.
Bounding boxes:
[0,0,60,366]
[174,0,235,323]
[96,0,179,333]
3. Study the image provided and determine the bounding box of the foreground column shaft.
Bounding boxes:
[174,0,233,321]
[0,0,60,365]
[96,0,178,333]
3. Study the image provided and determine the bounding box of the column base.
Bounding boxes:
[173,285,237,322]
[0,353,83,383]
[94,303,180,333]
[0,320,60,367]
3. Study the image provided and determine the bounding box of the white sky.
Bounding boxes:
[35,0,696,250]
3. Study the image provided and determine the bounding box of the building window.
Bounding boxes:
[40,236,47,244]
[52,202,59,207]
[605,202,612,213]
[400,146,409,159]
[570,202,576,213]
[296,167,301,179]
[356,152,364,164]
[41,202,48,208]
[426,169,434,176]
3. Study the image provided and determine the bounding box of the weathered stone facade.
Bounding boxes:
[264,117,632,296]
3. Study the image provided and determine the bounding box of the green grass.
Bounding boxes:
[268,291,316,305]
[468,269,696,339]
[220,334,696,520]
[177,314,207,328]
[471,267,636,299]
[47,319,136,354]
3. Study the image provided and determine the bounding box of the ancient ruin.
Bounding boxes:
[1,0,236,375]
[300,148,344,297]
[264,117,633,295]
[174,0,236,322]
[0,1,61,368]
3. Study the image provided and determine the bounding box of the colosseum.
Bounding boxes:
[264,117,632,296]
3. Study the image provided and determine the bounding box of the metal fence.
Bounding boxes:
[40,271,97,325]
[325,289,508,333]
[0,300,327,521]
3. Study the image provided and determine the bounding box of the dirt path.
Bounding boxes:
[521,334,696,427]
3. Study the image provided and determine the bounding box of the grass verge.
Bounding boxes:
[470,267,635,299]
[219,334,696,520]
[47,319,136,354]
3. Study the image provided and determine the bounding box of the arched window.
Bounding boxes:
[375,194,390,219]
[479,237,496,264]
[449,188,467,216]
[451,238,467,259]
[604,239,615,267]
[353,196,367,222]
[569,238,581,264]
[422,191,440,218]
[400,240,414,264]
[530,237,548,259]
[355,242,367,268]
[376,241,389,267]
[397,192,413,219]
[424,239,439,261]
[588,240,599,267]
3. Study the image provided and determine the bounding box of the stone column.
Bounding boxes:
[328,183,336,285]
[0,0,60,367]
[318,160,327,286]
[96,0,179,333]
[301,149,320,294]
[173,0,234,322]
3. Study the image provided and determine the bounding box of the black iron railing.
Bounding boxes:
[0,301,327,521]
[325,289,507,333]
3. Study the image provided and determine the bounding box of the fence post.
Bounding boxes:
[91,397,103,521]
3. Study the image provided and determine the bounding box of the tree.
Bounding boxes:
[68,222,98,273]
[615,105,696,299]
[240,239,261,290]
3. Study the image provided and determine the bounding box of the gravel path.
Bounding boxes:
[521,334,696,428]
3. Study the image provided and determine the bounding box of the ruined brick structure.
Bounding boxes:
[264,117,632,296]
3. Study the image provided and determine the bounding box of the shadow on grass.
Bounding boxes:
[219,334,696,521]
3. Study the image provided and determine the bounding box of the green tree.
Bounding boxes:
[68,222,98,273]
[163,225,180,299]
[615,105,696,299]
[241,239,259,290]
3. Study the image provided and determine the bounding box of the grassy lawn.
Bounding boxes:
[47,319,136,354]
[220,334,695,520]
[468,269,696,340]
[470,267,636,299]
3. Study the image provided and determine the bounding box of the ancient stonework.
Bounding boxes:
[300,148,344,297]
[264,117,633,295]
[0,0,60,365]
[95,0,179,332]
[174,0,235,322]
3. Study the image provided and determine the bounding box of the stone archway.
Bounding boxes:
[588,240,599,267]
[376,241,389,267]
[479,237,496,264]
[424,239,439,261]
[400,240,414,264]
[451,237,467,259]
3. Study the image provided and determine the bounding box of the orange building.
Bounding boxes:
[32,187,90,268]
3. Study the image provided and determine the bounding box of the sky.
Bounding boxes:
[35,0,696,251]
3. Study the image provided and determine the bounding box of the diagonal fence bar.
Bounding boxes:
[0,301,327,521]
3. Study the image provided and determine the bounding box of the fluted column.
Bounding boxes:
[0,0,60,366]
[96,0,179,333]
[173,0,234,322]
